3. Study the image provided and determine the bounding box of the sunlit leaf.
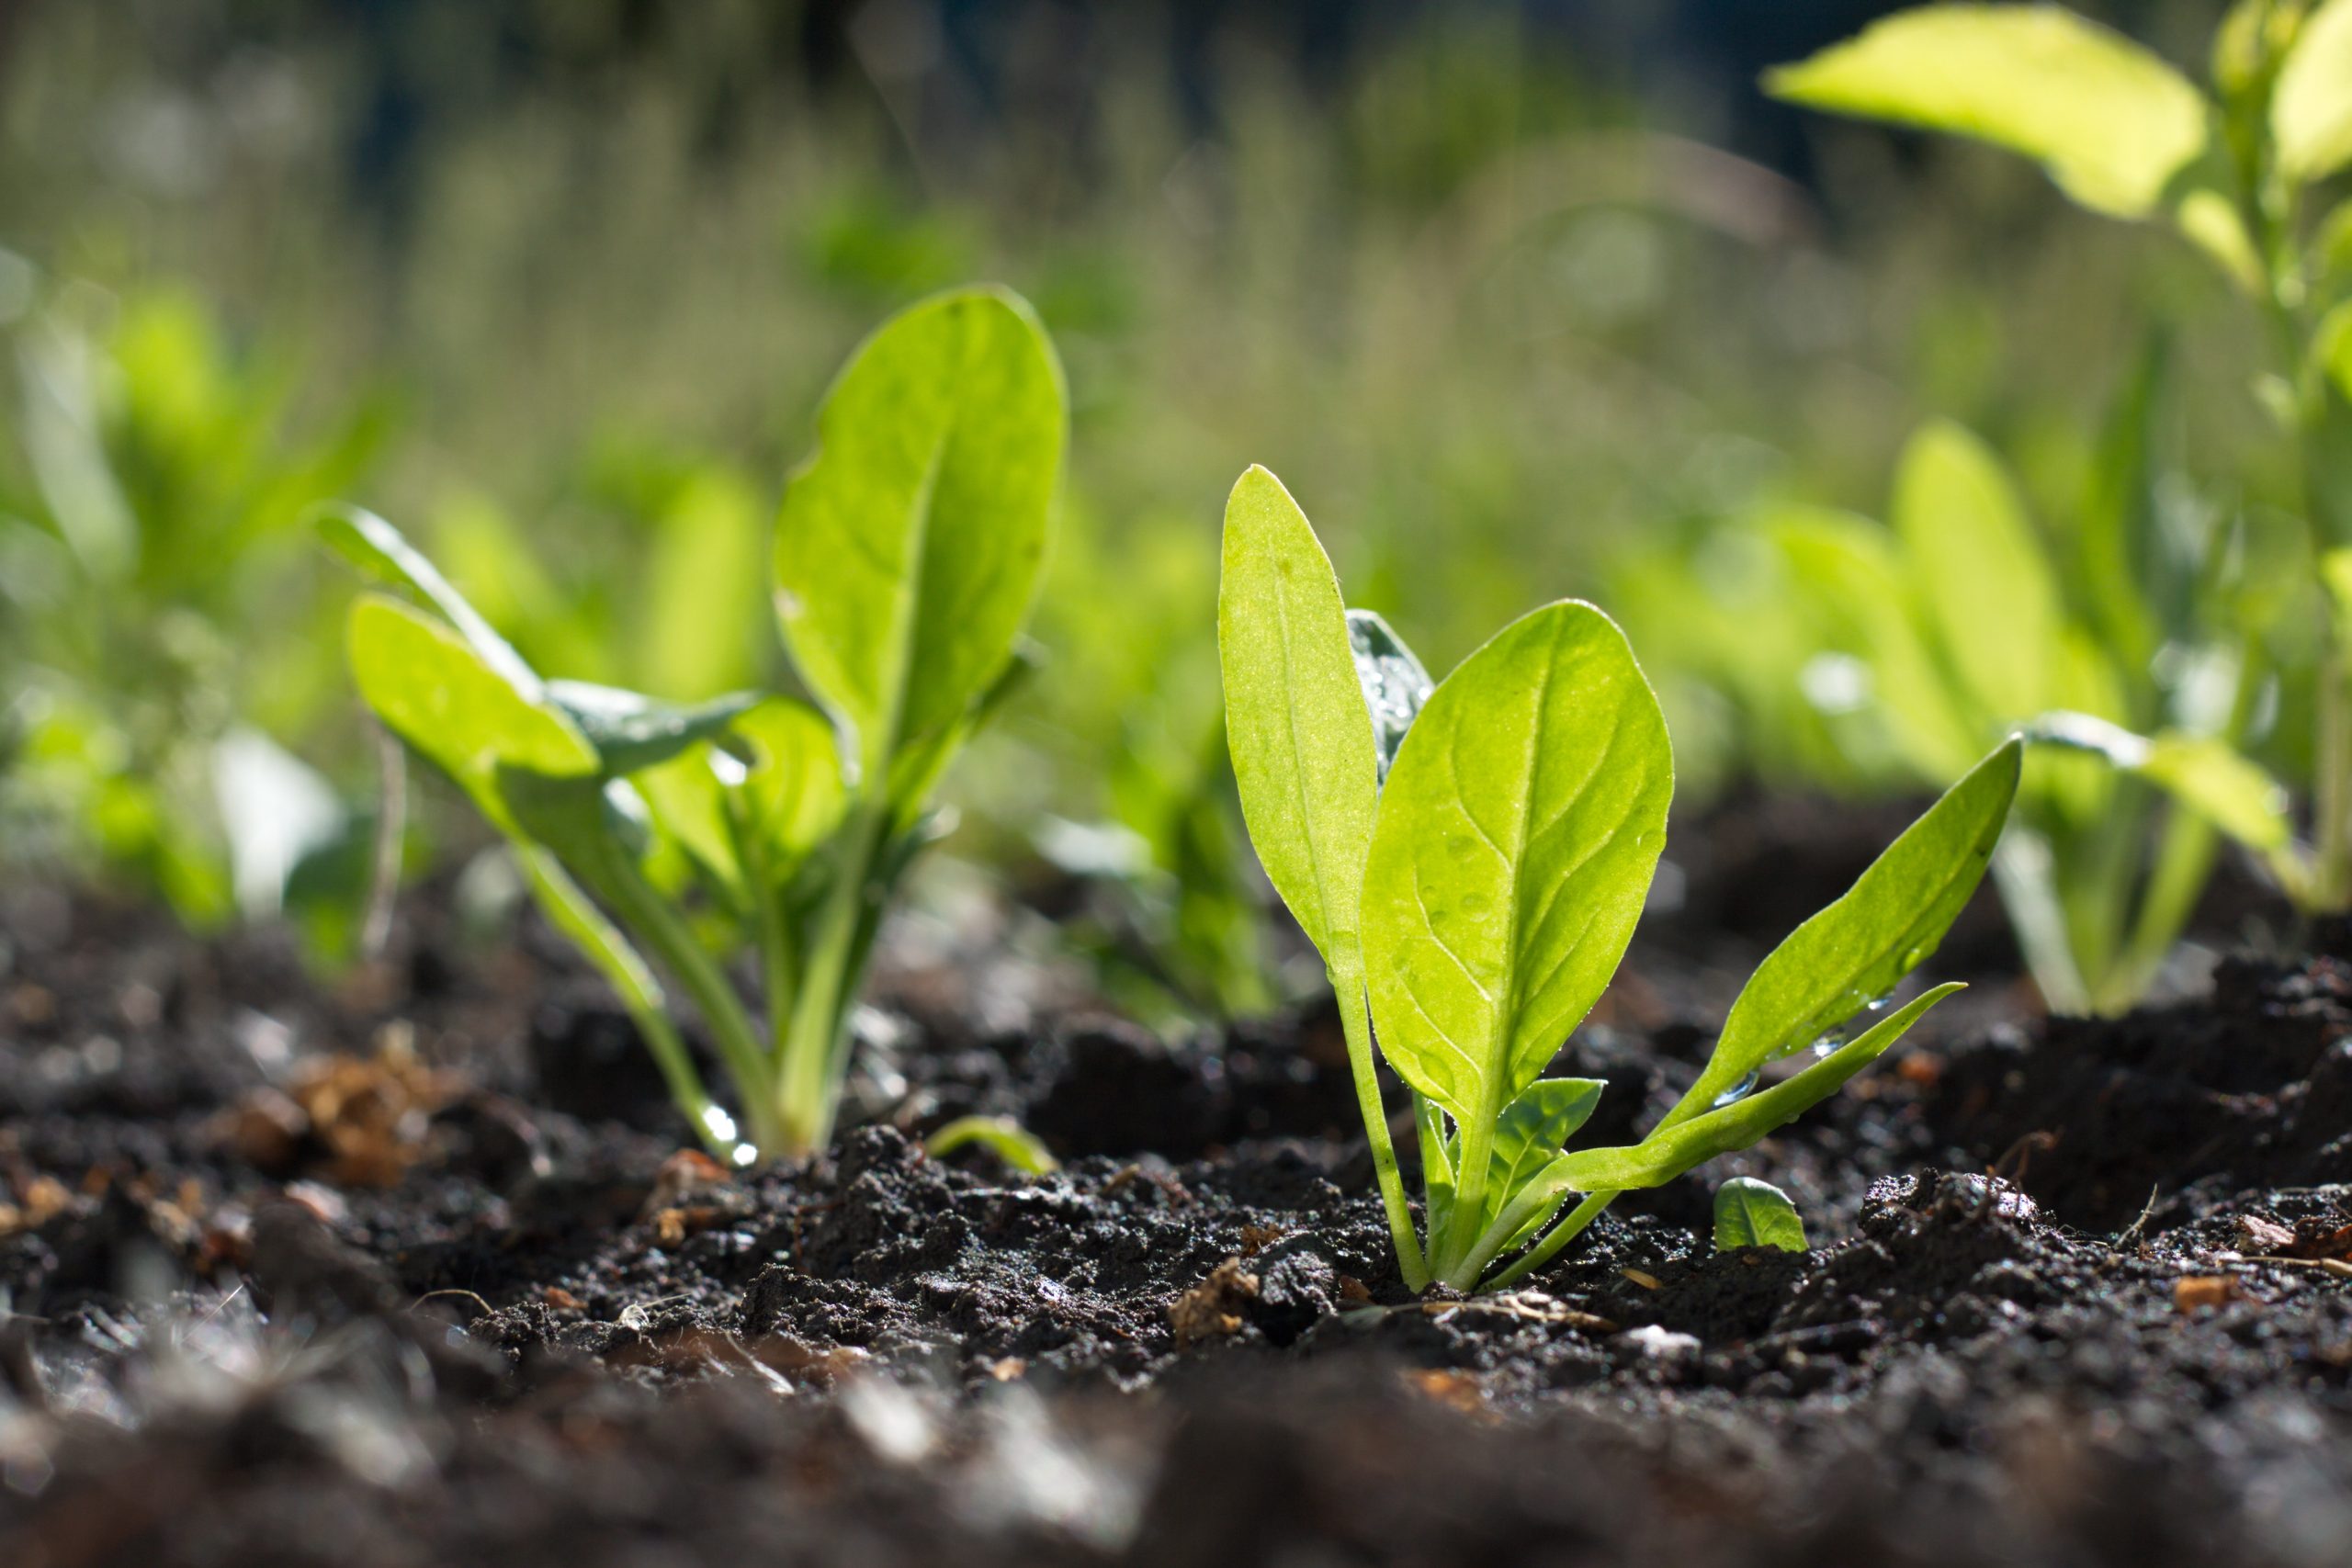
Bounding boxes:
[1766,4,2210,218]
[1713,1177,1808,1252]
[2276,0,2352,184]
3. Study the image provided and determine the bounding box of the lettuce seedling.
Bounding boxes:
[326,288,1064,1161]
[1219,467,2018,1292]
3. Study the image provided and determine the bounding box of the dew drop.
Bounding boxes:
[1711,1069,1760,1109]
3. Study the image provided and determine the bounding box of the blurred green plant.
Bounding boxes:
[1767,0,2352,1005]
[0,262,390,927]
[328,287,1063,1161]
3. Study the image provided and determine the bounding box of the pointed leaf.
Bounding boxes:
[2023,711,2292,852]
[1714,1178,1808,1252]
[1688,739,2018,1111]
[319,505,538,694]
[774,287,1064,780]
[1219,467,1381,962]
[1766,5,2209,218]
[1362,602,1673,1124]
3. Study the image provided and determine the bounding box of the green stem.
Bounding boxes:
[516,847,729,1159]
[775,803,887,1160]
[1480,1189,1611,1292]
[1329,946,1430,1292]
[590,840,782,1152]
[1990,830,2094,1013]
[2109,807,2219,1009]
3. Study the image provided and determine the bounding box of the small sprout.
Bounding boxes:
[1713,1178,1808,1253]
[1219,467,2019,1293]
[923,1115,1060,1176]
[324,288,1066,1162]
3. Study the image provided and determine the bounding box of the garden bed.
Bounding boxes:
[5,806,2351,1568]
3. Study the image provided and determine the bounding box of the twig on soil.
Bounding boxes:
[2110,1186,2163,1255]
[410,1288,495,1323]
[2239,1256,2352,1280]
[1342,1291,1617,1334]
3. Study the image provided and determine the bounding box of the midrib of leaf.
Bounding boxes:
[870,418,954,782]
[1269,561,1356,956]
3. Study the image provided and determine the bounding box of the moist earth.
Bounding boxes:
[3,813,2350,1568]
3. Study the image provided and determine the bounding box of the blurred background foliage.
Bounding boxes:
[0,0,2298,1020]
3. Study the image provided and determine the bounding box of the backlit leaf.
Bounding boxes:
[774,287,1064,779]
[1766,5,2209,218]
[1362,602,1672,1124]
[1220,467,1381,962]
[2276,0,2352,183]
[1714,1178,1808,1252]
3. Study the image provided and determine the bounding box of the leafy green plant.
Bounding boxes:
[1219,467,2018,1292]
[1713,1177,1807,1253]
[325,287,1064,1161]
[1771,2,2352,953]
[0,266,390,928]
[1766,417,2287,1015]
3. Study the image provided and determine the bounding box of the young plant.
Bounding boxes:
[1219,467,2019,1293]
[326,287,1064,1161]
[1769,419,2288,1015]
[1770,2,2352,942]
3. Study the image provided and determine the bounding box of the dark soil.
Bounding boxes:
[4,807,2350,1568]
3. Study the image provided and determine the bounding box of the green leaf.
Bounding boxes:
[1714,1178,1808,1252]
[1765,5,2210,218]
[1687,739,2018,1112]
[543,680,761,777]
[774,286,1065,781]
[319,505,538,694]
[1894,422,2064,726]
[732,696,852,863]
[923,1114,1059,1175]
[1362,601,1672,1125]
[2317,301,2352,407]
[2023,711,2292,852]
[1548,983,1963,1195]
[345,594,596,803]
[2276,0,2352,184]
[1346,609,1434,786]
[1482,1077,1604,1248]
[1219,466,1381,963]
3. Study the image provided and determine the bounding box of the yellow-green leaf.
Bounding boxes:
[2276,0,2352,184]
[1767,5,2210,218]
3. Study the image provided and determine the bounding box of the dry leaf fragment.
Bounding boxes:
[1404,1368,1489,1416]
[1170,1256,1260,1348]
[1622,1268,1663,1291]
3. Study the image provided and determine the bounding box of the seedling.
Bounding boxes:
[326,287,1065,1161]
[1771,2,2352,934]
[1714,1178,1807,1253]
[923,1115,1060,1175]
[1219,468,2018,1292]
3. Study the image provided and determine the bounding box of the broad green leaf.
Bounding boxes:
[1770,507,1981,782]
[1714,1178,1808,1252]
[633,747,744,894]
[1765,5,2209,218]
[923,1114,1059,1175]
[319,505,538,694]
[1219,466,1381,962]
[1545,983,1962,1195]
[345,595,596,800]
[2023,711,2292,852]
[2276,0,2352,184]
[1362,602,1672,1124]
[543,680,761,777]
[1346,609,1434,785]
[1894,422,2064,726]
[774,287,1064,779]
[1689,740,2018,1111]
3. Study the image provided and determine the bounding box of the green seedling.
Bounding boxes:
[1219,467,2019,1292]
[1713,1177,1807,1253]
[1771,2,2352,938]
[326,287,1064,1161]
[923,1115,1060,1175]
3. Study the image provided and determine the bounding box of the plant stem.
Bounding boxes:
[592,840,782,1153]
[774,803,887,1160]
[1481,1190,1611,1292]
[1329,947,1430,1292]
[1991,831,2094,1013]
